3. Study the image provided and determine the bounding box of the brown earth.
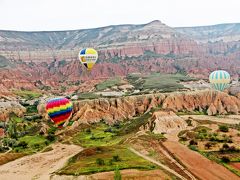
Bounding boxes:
[0,143,82,180]
[163,140,239,180]
[51,169,172,180]
[231,163,240,171]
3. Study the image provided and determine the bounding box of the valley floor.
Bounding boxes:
[0,143,83,180]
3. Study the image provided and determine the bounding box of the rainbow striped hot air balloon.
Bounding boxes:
[46,97,73,127]
[79,48,98,71]
[209,70,231,91]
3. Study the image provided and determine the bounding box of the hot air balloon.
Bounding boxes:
[79,48,98,71]
[209,70,231,91]
[46,97,73,127]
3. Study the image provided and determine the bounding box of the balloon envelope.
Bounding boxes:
[46,97,73,127]
[79,48,98,71]
[209,70,230,91]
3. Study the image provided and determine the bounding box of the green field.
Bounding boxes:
[77,92,100,100]
[13,90,42,100]
[57,145,157,175]
[127,73,196,92]
[96,77,122,91]
[71,123,126,147]
[13,135,50,153]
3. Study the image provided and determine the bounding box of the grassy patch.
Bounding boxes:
[13,90,42,100]
[96,77,121,91]
[13,135,49,153]
[127,73,195,92]
[77,92,100,100]
[57,146,157,175]
[118,113,152,135]
[71,123,125,148]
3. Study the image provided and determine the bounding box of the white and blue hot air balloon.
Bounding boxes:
[209,70,231,91]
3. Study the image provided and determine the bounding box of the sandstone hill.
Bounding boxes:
[36,90,240,125]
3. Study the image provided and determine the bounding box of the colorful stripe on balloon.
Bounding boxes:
[46,97,73,127]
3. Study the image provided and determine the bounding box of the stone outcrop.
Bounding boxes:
[140,111,187,134]
[38,90,240,125]
[0,101,26,121]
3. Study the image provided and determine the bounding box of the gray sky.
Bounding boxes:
[0,0,239,31]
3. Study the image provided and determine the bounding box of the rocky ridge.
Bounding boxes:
[36,90,240,125]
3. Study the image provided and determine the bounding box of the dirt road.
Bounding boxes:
[163,128,240,180]
[0,143,82,180]
[129,147,187,180]
[180,115,240,125]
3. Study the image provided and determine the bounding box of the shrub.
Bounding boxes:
[221,156,230,163]
[189,145,198,151]
[104,128,113,133]
[18,141,28,148]
[112,155,121,162]
[108,159,113,165]
[46,134,56,142]
[222,143,229,149]
[85,128,91,134]
[205,142,213,149]
[90,134,96,140]
[96,158,105,165]
[189,139,198,145]
[186,119,192,126]
[219,125,229,132]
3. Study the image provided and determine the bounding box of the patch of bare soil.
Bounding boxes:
[51,169,172,180]
[0,143,82,180]
[163,139,239,180]
[230,163,240,170]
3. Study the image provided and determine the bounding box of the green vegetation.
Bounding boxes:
[127,73,196,92]
[77,92,100,100]
[114,166,122,180]
[57,146,157,175]
[13,90,42,100]
[118,113,152,135]
[96,77,122,91]
[219,125,229,132]
[176,110,206,116]
[71,123,125,147]
[13,135,50,153]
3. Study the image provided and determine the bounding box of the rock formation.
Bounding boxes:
[0,101,26,121]
[140,111,187,134]
[38,90,240,125]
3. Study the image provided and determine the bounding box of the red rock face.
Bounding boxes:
[37,90,240,125]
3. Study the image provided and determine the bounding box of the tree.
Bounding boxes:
[96,158,105,165]
[189,139,198,145]
[222,143,229,149]
[114,166,122,180]
[18,141,28,148]
[112,155,121,162]
[205,142,212,149]
[221,156,230,163]
[219,125,229,132]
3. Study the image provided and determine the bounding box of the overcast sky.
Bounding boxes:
[0,0,239,31]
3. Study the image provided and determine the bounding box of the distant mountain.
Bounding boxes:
[0,20,185,51]
[0,20,239,94]
[176,23,240,42]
